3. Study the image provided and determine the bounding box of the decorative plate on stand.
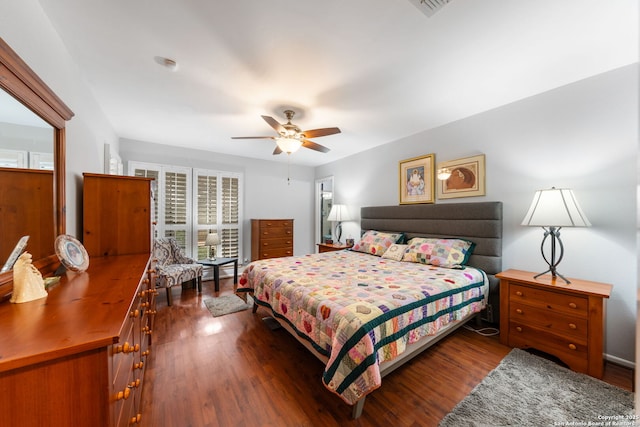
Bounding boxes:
[55,235,89,272]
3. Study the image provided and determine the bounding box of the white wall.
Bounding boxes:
[1,0,119,237]
[316,64,638,365]
[119,139,316,262]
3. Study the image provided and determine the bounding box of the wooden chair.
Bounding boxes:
[153,238,203,306]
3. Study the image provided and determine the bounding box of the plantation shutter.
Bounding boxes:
[130,162,242,261]
[163,169,190,251]
[220,176,240,258]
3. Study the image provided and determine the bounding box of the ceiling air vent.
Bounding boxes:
[407,0,452,17]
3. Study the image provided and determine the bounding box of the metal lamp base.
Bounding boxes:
[534,226,570,284]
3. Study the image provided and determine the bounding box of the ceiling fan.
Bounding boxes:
[232,109,341,155]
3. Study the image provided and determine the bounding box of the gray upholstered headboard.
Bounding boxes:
[360,202,503,323]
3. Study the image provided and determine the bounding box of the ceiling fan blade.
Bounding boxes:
[302,139,330,153]
[261,115,286,134]
[273,146,283,155]
[231,136,275,140]
[301,127,341,138]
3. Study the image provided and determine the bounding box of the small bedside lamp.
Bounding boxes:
[521,187,590,284]
[327,204,352,244]
[205,233,220,260]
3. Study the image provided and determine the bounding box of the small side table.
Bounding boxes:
[497,269,612,379]
[197,257,238,292]
[317,242,353,253]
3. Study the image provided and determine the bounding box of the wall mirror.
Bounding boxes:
[315,176,333,247]
[0,37,74,295]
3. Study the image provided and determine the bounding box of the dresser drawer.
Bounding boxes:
[508,321,588,372]
[258,227,293,239]
[509,302,588,340]
[258,248,293,259]
[509,283,588,317]
[259,237,293,249]
[257,219,292,228]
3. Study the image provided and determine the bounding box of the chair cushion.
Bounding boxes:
[156,263,203,288]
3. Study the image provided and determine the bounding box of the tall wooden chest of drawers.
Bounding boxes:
[251,219,294,261]
[83,173,153,257]
[497,269,611,379]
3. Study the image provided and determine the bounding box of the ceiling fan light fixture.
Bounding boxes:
[276,136,302,154]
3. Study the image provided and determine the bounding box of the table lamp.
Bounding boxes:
[521,187,590,283]
[205,233,220,260]
[327,204,351,244]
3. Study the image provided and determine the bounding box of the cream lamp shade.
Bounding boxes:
[522,187,591,228]
[521,187,590,283]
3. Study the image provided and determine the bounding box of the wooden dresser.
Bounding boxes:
[83,173,153,257]
[251,219,294,261]
[497,269,611,379]
[0,255,156,427]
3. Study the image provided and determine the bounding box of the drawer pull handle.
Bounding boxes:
[515,291,523,297]
[568,302,577,309]
[515,326,522,332]
[568,343,577,351]
[568,323,577,329]
[515,309,523,315]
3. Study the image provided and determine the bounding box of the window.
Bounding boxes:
[130,161,243,261]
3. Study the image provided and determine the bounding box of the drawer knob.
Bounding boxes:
[515,326,522,332]
[116,387,131,400]
[568,323,577,329]
[568,302,577,309]
[515,309,523,315]
[568,343,577,351]
[515,291,523,297]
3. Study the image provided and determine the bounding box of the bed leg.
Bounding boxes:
[474,312,482,328]
[351,397,366,419]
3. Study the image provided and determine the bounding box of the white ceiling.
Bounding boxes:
[36,0,638,166]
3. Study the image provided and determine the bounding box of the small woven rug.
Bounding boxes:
[439,348,634,427]
[204,294,252,317]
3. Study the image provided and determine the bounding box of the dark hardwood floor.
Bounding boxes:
[139,278,633,427]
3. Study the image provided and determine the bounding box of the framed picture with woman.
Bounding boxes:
[398,154,435,204]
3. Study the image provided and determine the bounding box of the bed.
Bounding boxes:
[238,202,502,418]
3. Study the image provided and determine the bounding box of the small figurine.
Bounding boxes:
[10,252,47,303]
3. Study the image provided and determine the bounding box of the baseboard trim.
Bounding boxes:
[605,353,635,369]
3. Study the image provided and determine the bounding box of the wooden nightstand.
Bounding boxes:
[497,269,612,379]
[317,242,353,253]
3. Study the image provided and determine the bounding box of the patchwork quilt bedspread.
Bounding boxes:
[238,250,488,405]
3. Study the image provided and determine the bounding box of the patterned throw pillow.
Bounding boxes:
[352,230,404,257]
[402,237,475,268]
[381,243,408,261]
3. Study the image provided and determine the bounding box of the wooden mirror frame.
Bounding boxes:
[0,37,74,292]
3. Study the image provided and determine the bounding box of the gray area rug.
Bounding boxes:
[204,294,251,317]
[439,348,634,427]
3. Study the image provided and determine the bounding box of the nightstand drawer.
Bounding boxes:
[509,283,588,317]
[508,321,588,372]
[509,302,588,340]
